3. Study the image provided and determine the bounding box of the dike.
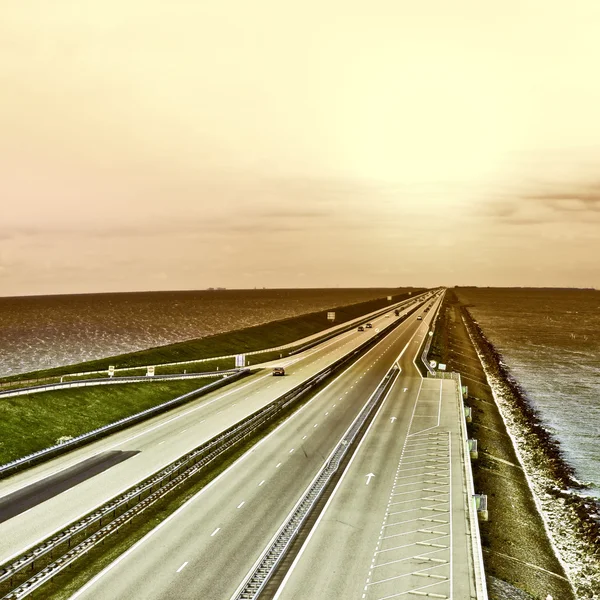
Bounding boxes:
[428,291,576,600]
[461,304,600,599]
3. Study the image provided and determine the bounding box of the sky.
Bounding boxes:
[1,0,599,296]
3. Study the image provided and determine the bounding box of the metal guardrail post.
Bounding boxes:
[455,372,489,600]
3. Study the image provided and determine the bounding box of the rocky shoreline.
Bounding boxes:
[461,306,600,599]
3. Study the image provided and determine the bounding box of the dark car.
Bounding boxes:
[357,325,365,332]
[272,367,285,376]
[366,323,373,329]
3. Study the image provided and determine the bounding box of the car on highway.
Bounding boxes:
[366,323,372,328]
[357,325,365,332]
[417,316,423,320]
[272,367,285,376]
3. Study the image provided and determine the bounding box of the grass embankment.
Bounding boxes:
[429,290,575,600]
[0,290,422,386]
[0,379,213,465]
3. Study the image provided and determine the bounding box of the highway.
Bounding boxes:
[0,293,433,566]
[272,362,475,599]
[68,295,443,600]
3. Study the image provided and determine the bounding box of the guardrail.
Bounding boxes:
[0,370,246,480]
[0,369,236,400]
[0,300,415,600]
[420,332,436,375]
[285,298,419,356]
[232,365,400,600]
[419,292,488,600]
[412,292,444,376]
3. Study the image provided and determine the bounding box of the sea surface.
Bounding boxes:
[0,288,400,377]
[455,287,600,497]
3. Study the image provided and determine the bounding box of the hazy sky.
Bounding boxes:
[2,1,599,296]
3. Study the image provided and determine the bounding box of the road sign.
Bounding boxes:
[430,360,437,368]
[387,296,392,301]
[235,354,246,367]
[108,365,115,378]
[146,366,155,377]
[438,363,447,371]
[327,311,335,321]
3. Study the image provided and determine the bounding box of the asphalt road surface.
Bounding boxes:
[68,296,443,600]
[0,295,434,565]
[273,346,477,597]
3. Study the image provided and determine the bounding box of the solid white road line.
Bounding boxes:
[176,561,188,573]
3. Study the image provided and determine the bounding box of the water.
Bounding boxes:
[0,288,399,377]
[455,287,600,497]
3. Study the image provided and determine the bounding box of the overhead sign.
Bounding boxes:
[146,366,155,377]
[235,354,246,367]
[108,365,115,378]
[438,363,447,371]
[327,311,335,321]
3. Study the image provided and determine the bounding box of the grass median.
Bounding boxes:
[0,379,221,465]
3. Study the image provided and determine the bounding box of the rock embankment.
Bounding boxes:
[428,290,578,600]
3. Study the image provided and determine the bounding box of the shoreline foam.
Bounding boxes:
[461,307,600,599]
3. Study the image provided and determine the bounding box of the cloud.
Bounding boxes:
[523,183,600,213]
[483,180,600,226]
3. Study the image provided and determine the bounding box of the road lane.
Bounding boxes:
[68,302,440,600]
[272,304,477,600]
[0,299,425,565]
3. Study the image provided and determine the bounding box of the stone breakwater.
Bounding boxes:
[461,306,600,599]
